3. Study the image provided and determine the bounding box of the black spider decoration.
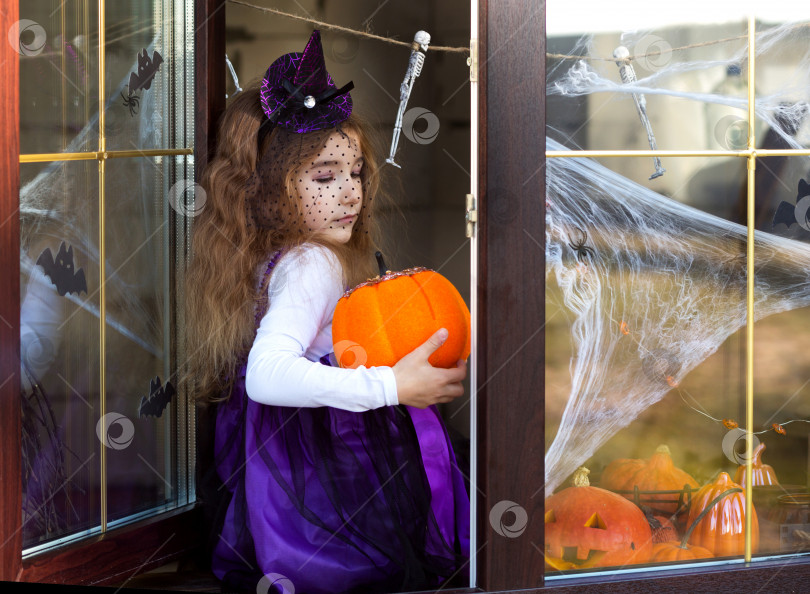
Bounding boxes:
[121,88,140,116]
[568,226,595,262]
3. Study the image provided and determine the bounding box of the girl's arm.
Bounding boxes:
[245,245,399,411]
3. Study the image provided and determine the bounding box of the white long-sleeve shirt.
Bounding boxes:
[244,244,399,411]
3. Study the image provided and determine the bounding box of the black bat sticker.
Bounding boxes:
[138,376,175,418]
[773,178,810,229]
[121,49,164,116]
[36,242,88,296]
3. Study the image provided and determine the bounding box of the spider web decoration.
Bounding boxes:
[543,18,810,495]
[20,36,167,356]
[544,136,810,495]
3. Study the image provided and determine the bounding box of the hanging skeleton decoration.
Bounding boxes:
[386,30,431,168]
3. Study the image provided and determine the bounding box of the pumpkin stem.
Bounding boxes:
[374,251,388,277]
[679,487,742,549]
[655,444,671,456]
[573,467,590,487]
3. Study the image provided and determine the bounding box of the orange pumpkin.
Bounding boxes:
[649,485,746,563]
[687,472,759,557]
[600,445,699,514]
[734,443,779,486]
[651,541,714,562]
[332,264,470,369]
[545,467,653,569]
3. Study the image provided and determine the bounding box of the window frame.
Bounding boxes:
[0,0,222,584]
[473,0,546,589]
[532,3,810,592]
[1,0,23,582]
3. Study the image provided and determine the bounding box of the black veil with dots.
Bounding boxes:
[243,122,373,239]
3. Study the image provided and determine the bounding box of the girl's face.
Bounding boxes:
[295,129,364,244]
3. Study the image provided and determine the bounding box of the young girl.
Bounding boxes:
[186,31,470,593]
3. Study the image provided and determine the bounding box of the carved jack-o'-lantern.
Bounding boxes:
[544,467,653,569]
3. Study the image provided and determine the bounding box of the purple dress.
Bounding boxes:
[211,255,470,593]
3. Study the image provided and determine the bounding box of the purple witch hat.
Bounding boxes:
[260,30,354,134]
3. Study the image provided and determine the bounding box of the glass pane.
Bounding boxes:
[752,21,810,154]
[20,160,101,548]
[105,1,193,152]
[752,156,810,555]
[546,2,810,578]
[547,8,810,154]
[105,155,189,522]
[19,1,99,156]
[547,6,750,153]
[19,0,193,162]
[545,155,749,573]
[19,0,194,554]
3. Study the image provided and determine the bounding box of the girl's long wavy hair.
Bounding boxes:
[184,83,387,403]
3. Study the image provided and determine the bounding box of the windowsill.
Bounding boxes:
[19,503,203,586]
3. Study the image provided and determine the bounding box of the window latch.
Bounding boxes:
[465,193,478,238]
[467,39,478,83]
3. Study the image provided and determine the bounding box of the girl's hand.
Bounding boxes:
[392,328,468,408]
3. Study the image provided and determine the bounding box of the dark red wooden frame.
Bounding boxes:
[476,0,546,590]
[1,0,22,581]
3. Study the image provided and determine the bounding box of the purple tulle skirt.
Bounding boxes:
[211,360,470,594]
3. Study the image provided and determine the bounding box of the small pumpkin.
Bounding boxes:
[545,467,653,569]
[651,540,714,562]
[650,487,741,562]
[332,254,470,369]
[600,445,699,514]
[687,472,759,557]
[734,443,779,486]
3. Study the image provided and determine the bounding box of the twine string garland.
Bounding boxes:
[228,2,810,65]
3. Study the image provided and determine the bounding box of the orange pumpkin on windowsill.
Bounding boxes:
[734,443,779,486]
[332,252,471,369]
[651,484,744,562]
[600,444,699,515]
[544,467,653,570]
[687,472,759,557]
